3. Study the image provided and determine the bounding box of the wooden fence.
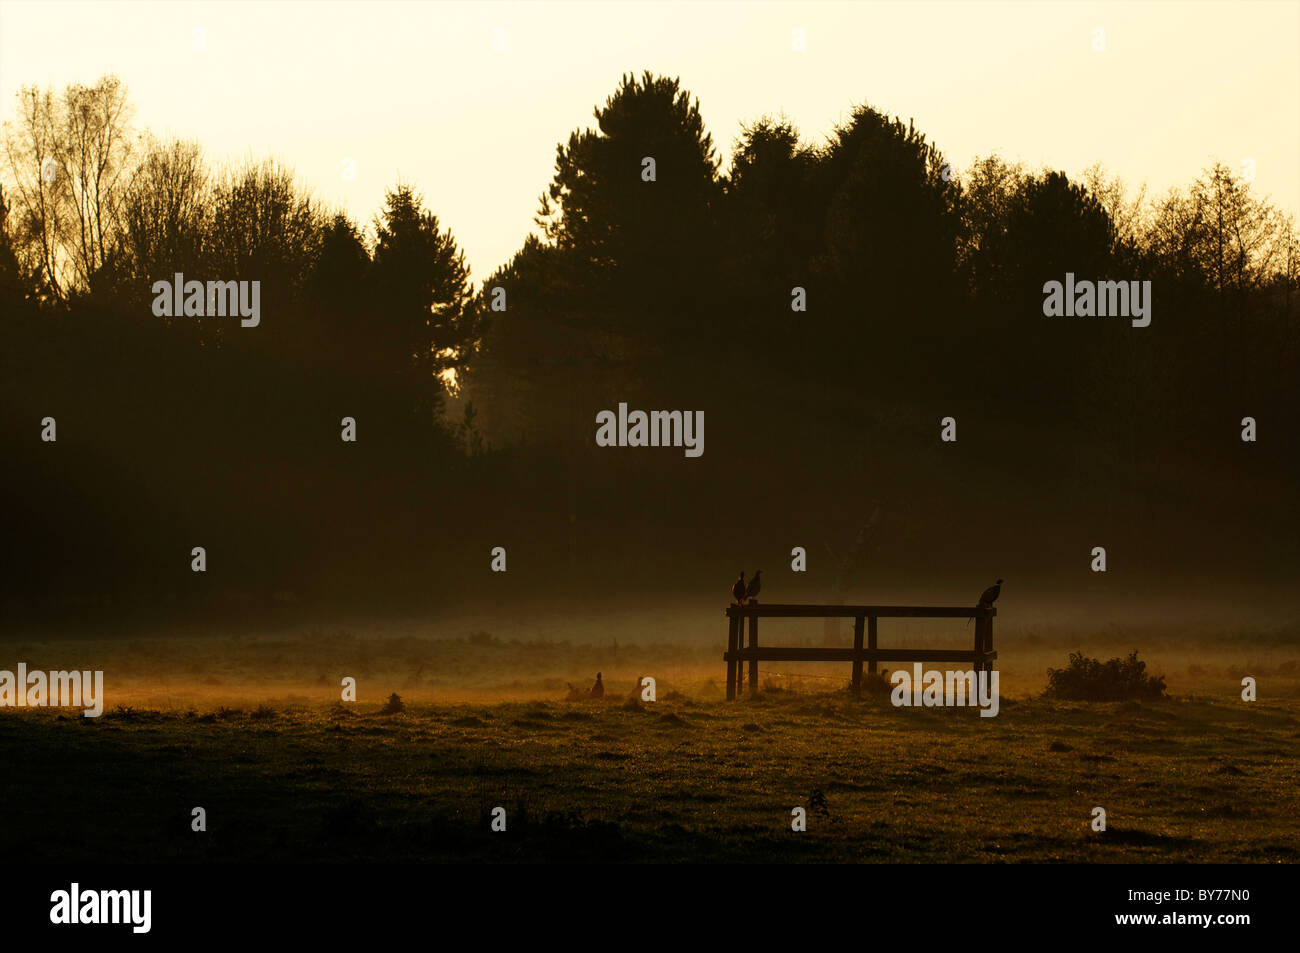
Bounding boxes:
[723,603,997,699]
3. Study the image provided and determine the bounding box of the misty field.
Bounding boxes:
[3,628,1298,863]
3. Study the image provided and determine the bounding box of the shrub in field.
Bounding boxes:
[381,692,405,714]
[1044,651,1166,701]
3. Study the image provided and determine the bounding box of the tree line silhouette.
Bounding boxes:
[2,71,1296,627]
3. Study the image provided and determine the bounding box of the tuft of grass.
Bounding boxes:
[321,799,370,837]
[380,693,405,714]
[859,670,894,698]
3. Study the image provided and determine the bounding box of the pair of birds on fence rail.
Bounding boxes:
[731,570,762,605]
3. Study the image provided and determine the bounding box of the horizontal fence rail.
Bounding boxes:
[724,604,990,618]
[727,648,995,662]
[723,603,997,700]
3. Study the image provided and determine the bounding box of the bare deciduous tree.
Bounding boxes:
[116,136,210,286]
[1,75,135,298]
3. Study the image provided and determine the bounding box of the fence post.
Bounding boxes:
[973,612,985,670]
[985,611,995,676]
[748,611,759,694]
[868,616,878,675]
[852,615,865,695]
[726,612,737,701]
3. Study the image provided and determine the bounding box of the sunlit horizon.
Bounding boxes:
[2,0,1296,283]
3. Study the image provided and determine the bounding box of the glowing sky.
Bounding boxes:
[2,0,1296,283]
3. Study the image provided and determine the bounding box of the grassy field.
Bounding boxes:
[3,628,1298,863]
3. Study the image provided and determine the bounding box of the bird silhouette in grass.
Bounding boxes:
[808,788,831,819]
[589,672,604,699]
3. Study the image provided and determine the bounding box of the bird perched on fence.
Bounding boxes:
[967,577,1003,629]
[745,570,763,603]
[979,579,1003,607]
[969,578,1003,626]
[732,571,747,605]
[590,672,604,698]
